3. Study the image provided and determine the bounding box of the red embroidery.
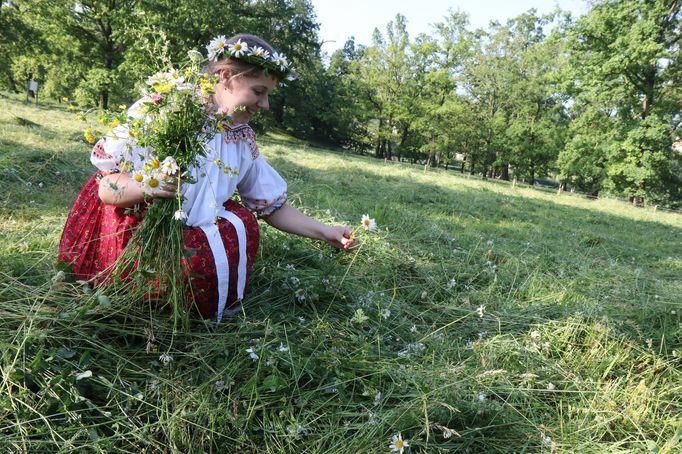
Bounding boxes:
[91,141,112,160]
[223,124,260,160]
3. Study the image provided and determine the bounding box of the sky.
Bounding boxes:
[311,0,588,53]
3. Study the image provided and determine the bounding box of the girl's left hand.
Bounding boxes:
[323,226,356,250]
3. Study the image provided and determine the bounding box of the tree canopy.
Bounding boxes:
[2,0,680,206]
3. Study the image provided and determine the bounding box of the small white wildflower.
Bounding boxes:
[278,342,289,353]
[374,392,382,404]
[410,325,418,333]
[38,182,44,188]
[530,330,541,340]
[381,308,391,320]
[486,240,493,246]
[477,391,486,402]
[75,370,92,381]
[294,288,305,302]
[297,316,306,324]
[646,338,653,348]
[519,373,539,380]
[246,347,259,361]
[389,433,409,453]
[541,434,555,450]
[421,290,428,299]
[283,243,290,251]
[228,39,248,57]
[671,310,676,315]
[159,353,173,365]
[285,263,296,270]
[367,411,378,425]
[446,278,457,289]
[360,214,377,231]
[161,156,179,175]
[214,380,226,391]
[547,382,556,390]
[173,210,187,221]
[290,276,300,285]
[476,305,486,318]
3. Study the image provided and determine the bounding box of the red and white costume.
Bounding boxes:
[59,117,287,322]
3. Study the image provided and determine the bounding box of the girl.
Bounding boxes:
[58,34,353,321]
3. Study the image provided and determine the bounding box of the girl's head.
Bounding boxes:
[206,34,289,124]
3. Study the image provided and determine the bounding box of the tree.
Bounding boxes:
[565,0,682,204]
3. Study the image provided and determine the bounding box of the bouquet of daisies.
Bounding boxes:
[93,50,229,327]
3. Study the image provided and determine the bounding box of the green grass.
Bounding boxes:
[1,94,681,453]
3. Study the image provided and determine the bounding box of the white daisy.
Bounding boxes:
[173,210,187,221]
[476,305,486,318]
[295,288,305,302]
[161,156,179,175]
[245,347,259,361]
[361,214,377,231]
[389,433,409,453]
[207,35,227,61]
[159,354,173,365]
[228,39,248,58]
[278,343,289,353]
[166,68,184,84]
[251,46,269,59]
[271,52,289,70]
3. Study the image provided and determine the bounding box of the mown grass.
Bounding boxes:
[0,94,680,453]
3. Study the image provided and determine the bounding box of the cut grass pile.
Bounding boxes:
[0,95,680,453]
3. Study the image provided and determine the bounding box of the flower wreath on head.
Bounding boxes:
[206,36,296,81]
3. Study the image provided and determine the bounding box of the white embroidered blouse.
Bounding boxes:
[91,123,288,223]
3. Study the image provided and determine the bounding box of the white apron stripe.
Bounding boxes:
[218,208,248,301]
[200,223,230,322]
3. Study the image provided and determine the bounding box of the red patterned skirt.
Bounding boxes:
[58,173,260,319]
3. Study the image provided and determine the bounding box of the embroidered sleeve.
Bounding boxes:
[237,154,288,218]
[90,139,120,173]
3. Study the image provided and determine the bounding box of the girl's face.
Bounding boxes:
[214,70,277,124]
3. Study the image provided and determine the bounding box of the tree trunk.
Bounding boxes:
[499,163,509,181]
[7,74,17,93]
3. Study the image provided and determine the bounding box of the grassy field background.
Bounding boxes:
[1,93,681,453]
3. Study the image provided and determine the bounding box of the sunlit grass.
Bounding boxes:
[1,95,681,453]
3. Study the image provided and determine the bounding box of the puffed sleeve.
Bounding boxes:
[237,155,288,218]
[90,99,152,173]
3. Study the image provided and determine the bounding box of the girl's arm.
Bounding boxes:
[263,203,354,250]
[98,173,174,208]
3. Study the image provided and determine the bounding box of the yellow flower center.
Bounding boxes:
[128,129,138,138]
[133,173,144,183]
[395,440,404,449]
[148,178,159,188]
[151,159,160,169]
[235,43,242,50]
[363,219,369,226]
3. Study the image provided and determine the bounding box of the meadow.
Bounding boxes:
[0,94,680,453]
